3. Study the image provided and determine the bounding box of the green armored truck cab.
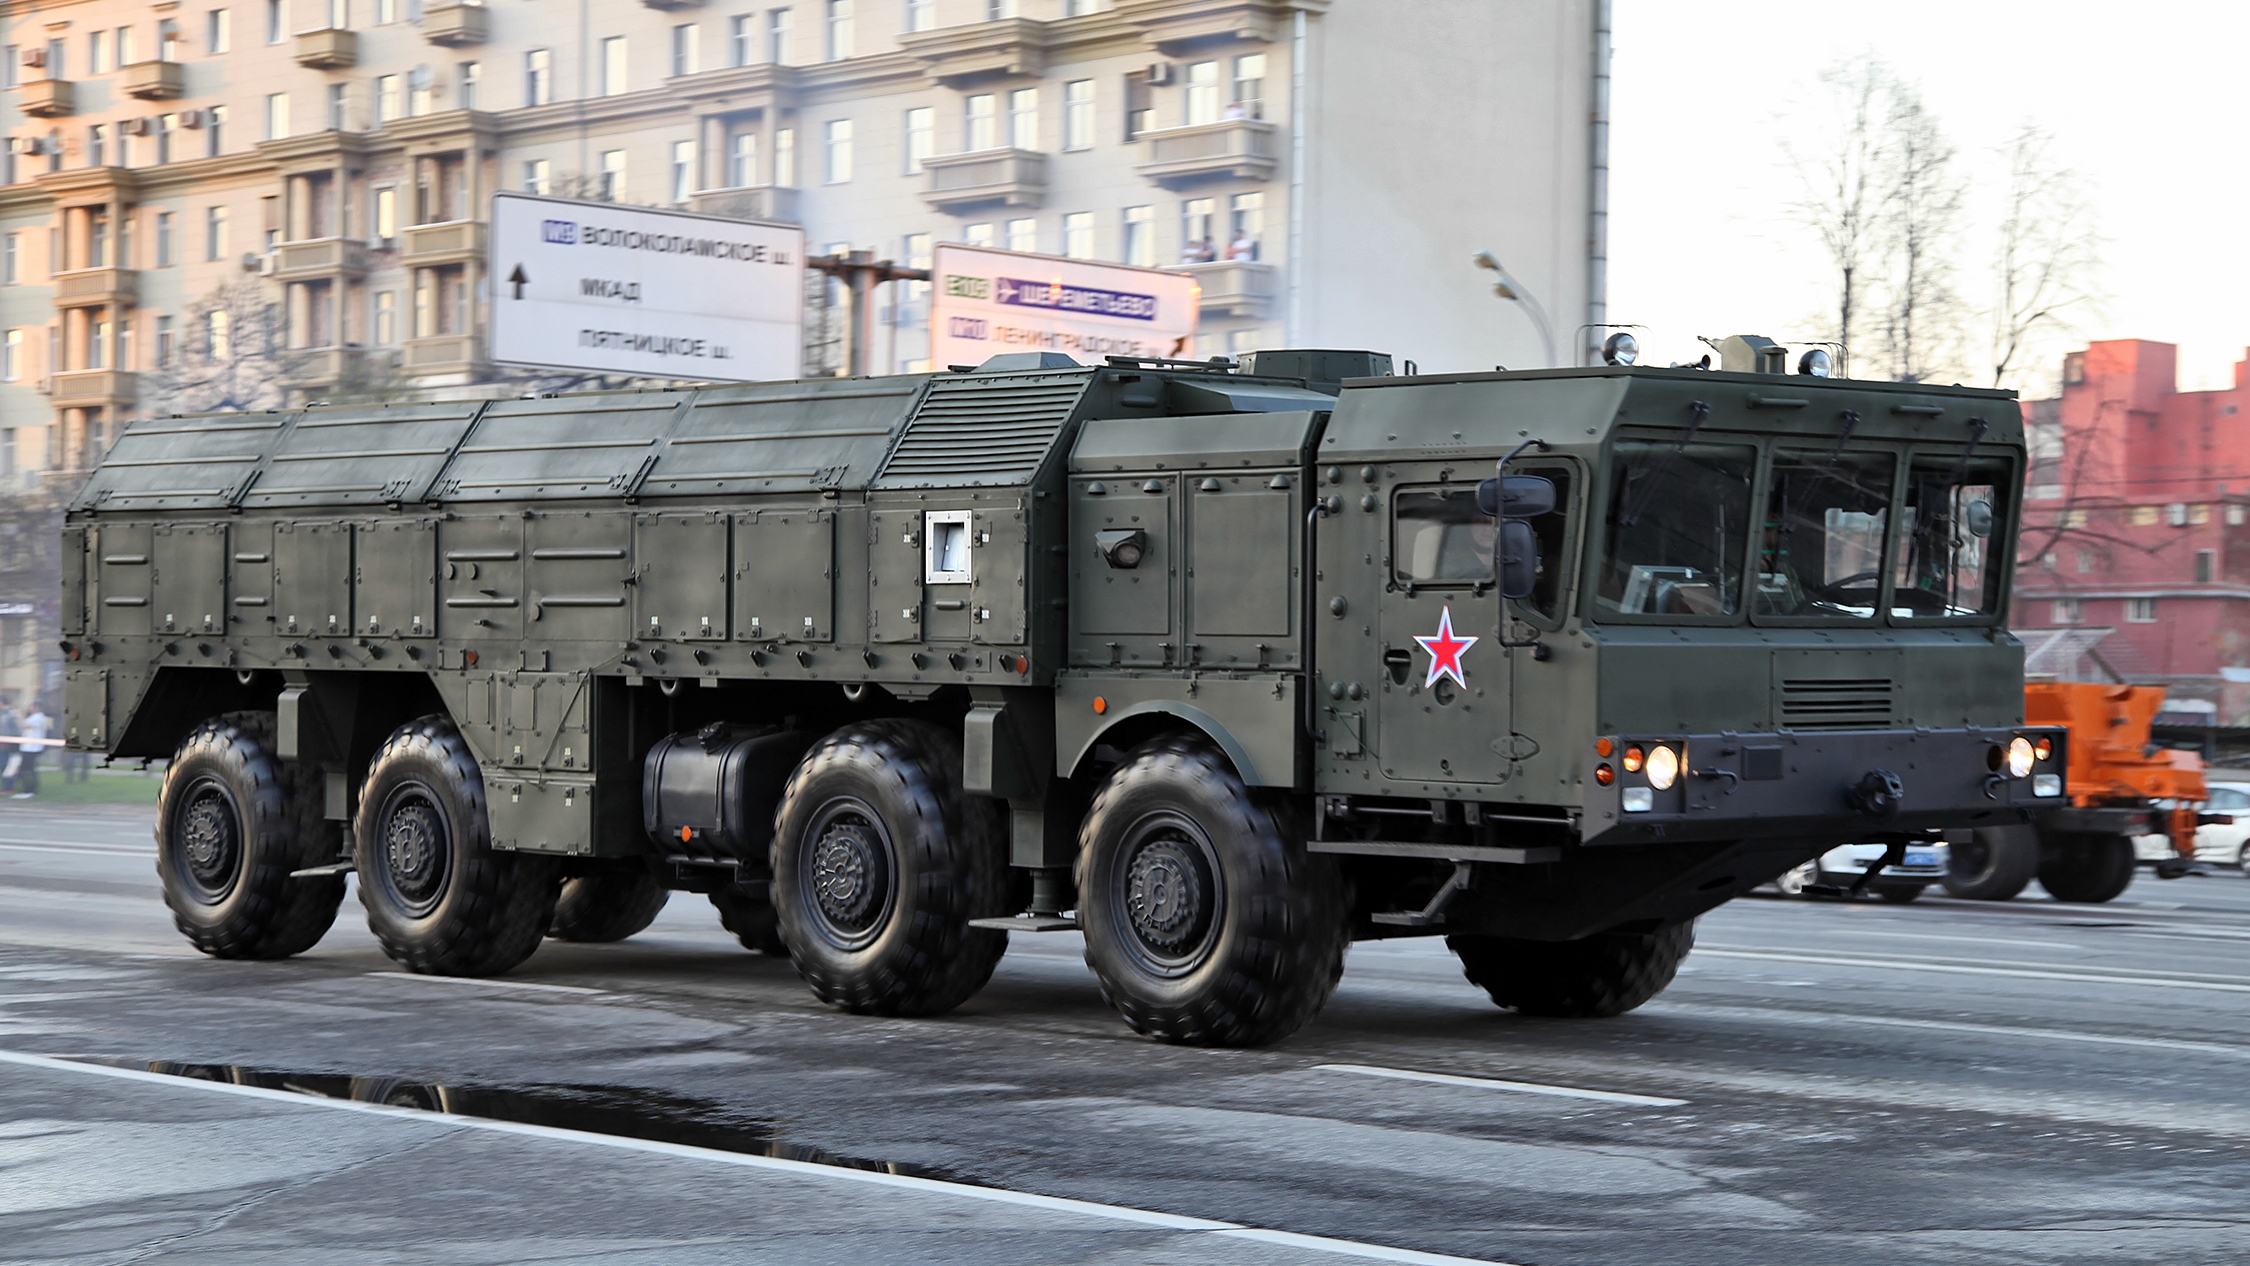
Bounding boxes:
[61,342,2064,1045]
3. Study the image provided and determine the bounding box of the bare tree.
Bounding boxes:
[1872,80,1968,383]
[1988,125,2101,391]
[1787,62,1894,372]
[147,280,287,416]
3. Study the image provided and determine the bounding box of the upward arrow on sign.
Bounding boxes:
[507,264,528,299]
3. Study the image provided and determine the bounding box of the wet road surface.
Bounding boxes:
[3,801,2248,1265]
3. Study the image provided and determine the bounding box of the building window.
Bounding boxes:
[768,8,792,64]
[327,82,348,130]
[1007,87,1037,149]
[155,211,175,266]
[2128,505,2159,527]
[265,0,284,44]
[729,132,756,187]
[904,106,932,174]
[154,112,177,164]
[906,0,935,32]
[2197,550,2216,583]
[265,92,289,140]
[206,104,226,156]
[87,208,109,267]
[2063,351,2086,385]
[525,49,552,106]
[153,316,173,367]
[1063,211,1094,259]
[522,160,549,195]
[823,119,853,183]
[1004,217,1035,254]
[457,61,479,110]
[729,15,754,66]
[375,74,400,124]
[2,48,15,92]
[2051,599,2081,625]
[600,149,626,200]
[1064,0,1099,13]
[1180,197,1215,260]
[1063,79,1093,151]
[965,93,996,151]
[206,206,229,261]
[373,290,396,345]
[86,124,107,169]
[1232,52,1265,119]
[986,0,1017,16]
[671,24,698,77]
[2191,503,2212,525]
[825,0,852,60]
[90,31,109,76]
[89,312,110,369]
[1184,60,1219,125]
[208,9,231,54]
[2167,502,2188,527]
[602,36,628,96]
[1124,71,1153,140]
[1227,191,1262,259]
[2075,550,2095,573]
[2126,597,2157,623]
[2,233,17,284]
[2231,504,2247,526]
[378,0,398,21]
[671,139,697,201]
[2040,551,2057,572]
[1,330,18,381]
[964,221,993,248]
[774,127,795,185]
[373,185,396,240]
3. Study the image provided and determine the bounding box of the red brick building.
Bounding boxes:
[2013,339,2250,723]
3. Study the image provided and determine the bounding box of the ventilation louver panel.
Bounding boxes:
[878,373,1092,486]
[1780,678,1896,730]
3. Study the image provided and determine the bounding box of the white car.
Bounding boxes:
[1771,840,1951,902]
[2130,781,2250,873]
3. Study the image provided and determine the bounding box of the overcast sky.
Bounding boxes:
[1607,0,2250,395]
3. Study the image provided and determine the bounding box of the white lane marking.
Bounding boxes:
[361,971,605,997]
[1314,1063,1688,1107]
[0,1049,1522,1266]
[1669,1002,2250,1059]
[1697,948,2250,994]
[0,842,155,859]
[1803,928,2078,951]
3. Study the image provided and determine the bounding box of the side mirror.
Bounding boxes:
[1498,520,1538,599]
[1475,474,1557,519]
[1965,499,1994,539]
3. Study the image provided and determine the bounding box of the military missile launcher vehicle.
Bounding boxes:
[60,338,2066,1045]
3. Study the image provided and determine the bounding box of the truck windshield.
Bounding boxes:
[1755,451,1892,619]
[1894,455,2009,619]
[1596,441,1756,618]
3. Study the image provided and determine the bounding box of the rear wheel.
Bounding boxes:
[355,716,560,975]
[155,712,344,959]
[1076,736,1347,1047]
[549,866,671,942]
[1943,826,2039,901]
[1773,861,1816,898]
[1448,922,1694,1018]
[771,720,1009,1015]
[709,882,789,955]
[2038,831,2136,903]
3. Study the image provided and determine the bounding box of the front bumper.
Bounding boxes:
[1583,726,2066,847]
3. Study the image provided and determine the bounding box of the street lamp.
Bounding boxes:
[1473,249,1556,368]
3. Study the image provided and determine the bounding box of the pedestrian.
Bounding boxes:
[1227,231,1257,261]
[1222,100,1248,121]
[0,700,19,795]
[15,702,48,799]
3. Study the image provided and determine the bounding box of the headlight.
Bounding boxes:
[2007,736,2036,779]
[2032,773,2062,797]
[1621,786,1654,812]
[1644,744,1680,791]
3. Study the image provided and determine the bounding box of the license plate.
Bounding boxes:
[1903,851,1937,868]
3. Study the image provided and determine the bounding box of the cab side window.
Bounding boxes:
[1514,464,1573,620]
[1393,486,1493,584]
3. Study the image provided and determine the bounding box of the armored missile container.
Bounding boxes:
[60,344,2065,1045]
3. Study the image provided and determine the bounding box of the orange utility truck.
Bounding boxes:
[1945,683,2210,903]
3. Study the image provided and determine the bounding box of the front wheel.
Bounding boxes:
[1448,922,1694,1018]
[1076,736,1347,1047]
[2038,831,2136,904]
[355,716,560,975]
[709,881,789,955]
[1944,826,2038,901]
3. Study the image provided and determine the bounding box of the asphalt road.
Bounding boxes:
[4,801,2248,1266]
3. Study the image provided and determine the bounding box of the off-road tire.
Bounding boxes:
[1076,735,1348,1047]
[355,715,560,975]
[710,882,789,955]
[1871,882,1926,904]
[771,719,1009,1015]
[549,866,671,942]
[155,711,345,959]
[1448,921,1695,1018]
[2037,830,2136,904]
[1944,825,2039,901]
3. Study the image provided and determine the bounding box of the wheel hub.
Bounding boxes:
[810,815,888,933]
[381,795,449,914]
[177,786,240,901]
[1125,839,1205,951]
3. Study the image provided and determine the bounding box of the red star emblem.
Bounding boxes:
[1414,605,1479,689]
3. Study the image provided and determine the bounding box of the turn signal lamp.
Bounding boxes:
[1622,745,1646,774]
[1594,763,1614,786]
[1595,737,1614,757]
[2033,736,2054,761]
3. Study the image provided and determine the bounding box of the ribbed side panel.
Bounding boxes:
[879,376,1088,483]
[1780,678,1896,730]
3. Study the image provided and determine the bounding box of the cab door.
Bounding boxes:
[1372,468,1510,787]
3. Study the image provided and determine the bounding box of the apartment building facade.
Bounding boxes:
[1,0,1599,470]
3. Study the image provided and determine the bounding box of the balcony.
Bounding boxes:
[688,186,801,224]
[898,18,1050,87]
[403,334,486,378]
[293,27,359,70]
[1120,0,1311,55]
[273,237,370,282]
[16,79,74,118]
[641,0,705,8]
[282,347,370,391]
[50,370,137,407]
[1174,259,1276,318]
[53,268,137,311]
[400,219,487,267]
[1136,118,1277,186]
[122,60,185,100]
[422,2,490,46]
[920,149,1047,212]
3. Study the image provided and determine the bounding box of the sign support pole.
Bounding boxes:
[809,251,929,377]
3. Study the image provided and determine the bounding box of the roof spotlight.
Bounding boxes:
[1798,348,1834,378]
[1602,331,1639,366]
